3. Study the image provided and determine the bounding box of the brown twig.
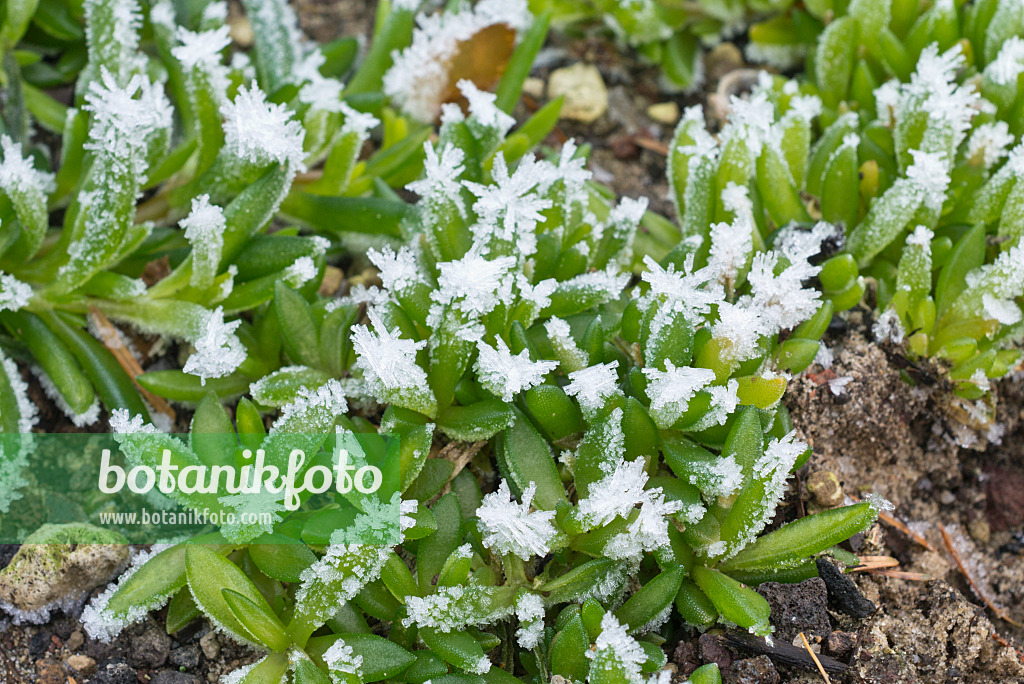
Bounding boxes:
[847,556,899,572]
[939,524,1022,627]
[799,632,831,684]
[88,308,177,425]
[991,632,1024,664]
[866,569,932,581]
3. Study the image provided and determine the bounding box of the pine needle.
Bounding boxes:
[939,524,1022,627]
[799,631,830,684]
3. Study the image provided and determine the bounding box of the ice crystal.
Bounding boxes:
[475,337,558,402]
[544,316,590,372]
[465,153,551,256]
[0,273,32,312]
[352,308,433,413]
[515,592,546,649]
[180,194,226,289]
[0,135,56,195]
[642,362,716,429]
[576,457,648,528]
[987,36,1024,85]
[873,307,906,344]
[323,638,364,678]
[369,246,424,294]
[587,613,645,684]
[221,86,306,171]
[171,25,231,72]
[407,142,466,202]
[183,307,246,384]
[404,584,514,632]
[564,362,621,416]
[283,256,318,287]
[476,480,557,560]
[967,121,1014,169]
[906,149,951,211]
[431,250,515,322]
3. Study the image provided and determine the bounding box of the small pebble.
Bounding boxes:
[65,630,84,651]
[939,489,956,506]
[199,631,220,660]
[548,63,608,123]
[522,77,545,99]
[646,102,680,124]
[34,657,65,684]
[968,518,991,544]
[826,630,857,658]
[807,471,844,508]
[169,644,202,670]
[67,654,97,677]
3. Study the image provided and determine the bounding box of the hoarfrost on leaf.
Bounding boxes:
[565,362,621,416]
[475,337,557,402]
[0,273,33,312]
[221,85,306,171]
[182,307,246,384]
[476,480,557,560]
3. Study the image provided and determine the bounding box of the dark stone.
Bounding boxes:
[816,557,877,618]
[699,633,734,671]
[757,577,831,642]
[826,630,857,659]
[90,659,138,684]
[29,631,50,656]
[673,640,700,678]
[128,618,172,668]
[0,544,18,570]
[726,655,781,684]
[169,644,202,670]
[150,672,203,684]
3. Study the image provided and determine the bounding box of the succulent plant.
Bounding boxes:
[667,42,1024,426]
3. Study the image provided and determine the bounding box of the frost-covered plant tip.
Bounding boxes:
[669,43,1024,420]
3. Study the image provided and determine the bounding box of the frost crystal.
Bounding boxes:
[460,80,517,133]
[906,149,951,211]
[283,256,318,287]
[81,545,173,642]
[322,638,364,678]
[587,613,645,684]
[565,362,621,416]
[431,250,515,322]
[407,142,466,202]
[967,122,1014,170]
[515,592,546,649]
[544,316,589,371]
[0,273,33,312]
[351,308,434,413]
[476,480,557,560]
[642,362,716,429]
[383,0,531,122]
[404,584,514,633]
[873,308,906,344]
[221,86,306,171]
[369,245,424,294]
[987,36,1024,85]
[475,337,558,402]
[180,194,226,289]
[0,135,55,195]
[465,153,552,256]
[183,307,246,384]
[172,25,231,72]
